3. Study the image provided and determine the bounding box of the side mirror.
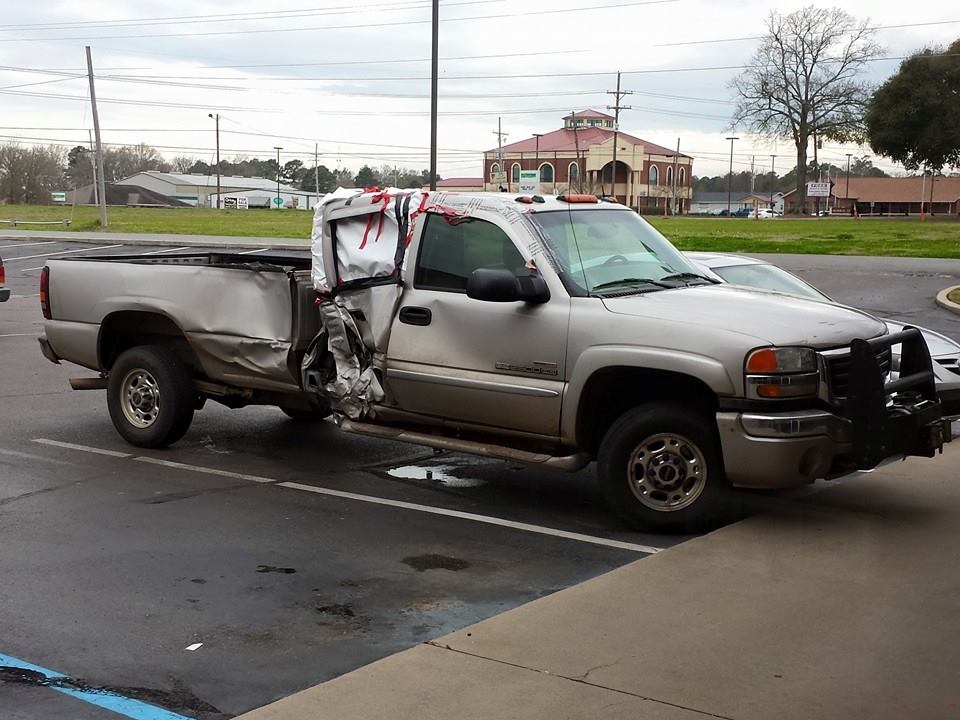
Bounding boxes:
[466,268,550,304]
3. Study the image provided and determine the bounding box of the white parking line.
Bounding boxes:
[4,244,122,262]
[142,246,192,255]
[0,241,58,249]
[0,333,38,337]
[31,438,132,458]
[279,481,663,554]
[238,248,269,254]
[31,437,665,554]
[134,456,277,483]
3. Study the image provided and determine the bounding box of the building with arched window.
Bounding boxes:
[482,110,694,213]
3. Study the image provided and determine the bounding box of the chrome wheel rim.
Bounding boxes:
[627,433,707,512]
[120,369,160,428]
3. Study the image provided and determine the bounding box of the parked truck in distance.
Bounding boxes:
[38,190,950,532]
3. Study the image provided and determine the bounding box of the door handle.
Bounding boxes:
[399,306,432,326]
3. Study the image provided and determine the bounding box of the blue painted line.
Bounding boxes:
[0,652,192,720]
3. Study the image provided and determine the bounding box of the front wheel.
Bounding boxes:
[597,403,734,533]
[107,345,196,448]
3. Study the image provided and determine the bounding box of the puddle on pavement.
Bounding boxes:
[387,463,486,488]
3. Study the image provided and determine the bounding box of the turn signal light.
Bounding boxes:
[40,266,51,319]
[746,348,779,373]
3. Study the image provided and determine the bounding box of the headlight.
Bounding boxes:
[745,347,819,399]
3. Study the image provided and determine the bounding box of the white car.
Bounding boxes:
[685,251,960,418]
[755,208,780,220]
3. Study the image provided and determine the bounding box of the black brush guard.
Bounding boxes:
[845,327,949,469]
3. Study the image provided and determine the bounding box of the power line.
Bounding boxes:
[0,0,504,31]
[0,0,678,43]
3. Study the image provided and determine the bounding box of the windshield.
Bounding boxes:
[529,208,705,294]
[710,263,830,301]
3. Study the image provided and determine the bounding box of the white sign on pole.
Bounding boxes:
[51,192,67,202]
[518,170,540,194]
[236,196,248,209]
[807,182,831,198]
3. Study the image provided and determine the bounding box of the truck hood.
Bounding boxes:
[602,284,886,348]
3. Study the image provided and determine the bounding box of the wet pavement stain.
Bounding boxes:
[256,565,296,574]
[0,666,226,718]
[402,554,470,572]
[315,603,355,618]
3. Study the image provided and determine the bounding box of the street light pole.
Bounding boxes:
[725,136,738,216]
[532,133,542,187]
[274,146,283,209]
[208,113,220,208]
[769,154,776,211]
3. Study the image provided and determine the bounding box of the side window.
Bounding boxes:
[414,214,529,292]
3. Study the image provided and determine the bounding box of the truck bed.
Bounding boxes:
[44,252,319,394]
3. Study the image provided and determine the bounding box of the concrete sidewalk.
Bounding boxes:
[237,446,960,720]
[0,228,309,250]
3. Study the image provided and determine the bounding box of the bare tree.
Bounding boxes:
[171,155,195,173]
[730,6,882,212]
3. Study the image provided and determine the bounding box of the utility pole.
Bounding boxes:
[920,167,927,221]
[314,143,319,207]
[533,133,542,187]
[492,118,508,190]
[208,113,220,208]
[845,153,852,216]
[428,0,439,191]
[606,71,632,200]
[671,138,680,215]
[88,130,98,207]
[725,136,738,216]
[769,154,776,211]
[274,146,283,209]
[85,46,107,227]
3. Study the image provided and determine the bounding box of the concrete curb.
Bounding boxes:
[936,285,960,316]
[0,232,310,251]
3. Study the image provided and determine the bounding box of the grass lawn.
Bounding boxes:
[0,204,311,239]
[2,204,960,257]
[949,288,960,304]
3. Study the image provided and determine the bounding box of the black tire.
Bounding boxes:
[597,403,734,533]
[107,345,195,448]
[279,404,332,422]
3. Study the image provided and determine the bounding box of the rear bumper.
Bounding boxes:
[719,328,949,489]
[0,287,9,302]
[38,335,61,364]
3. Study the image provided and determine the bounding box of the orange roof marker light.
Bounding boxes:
[557,194,598,203]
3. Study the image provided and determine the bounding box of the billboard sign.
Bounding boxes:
[807,182,831,198]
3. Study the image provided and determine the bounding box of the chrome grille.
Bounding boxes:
[825,345,892,399]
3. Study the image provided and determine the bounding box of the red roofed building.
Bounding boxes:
[484,110,694,213]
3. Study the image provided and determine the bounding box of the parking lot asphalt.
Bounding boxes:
[2,240,958,719]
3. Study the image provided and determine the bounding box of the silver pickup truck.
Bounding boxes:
[39,191,949,532]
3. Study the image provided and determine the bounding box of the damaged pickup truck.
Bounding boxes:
[39,190,951,531]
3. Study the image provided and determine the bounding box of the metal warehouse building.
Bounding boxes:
[118,171,317,209]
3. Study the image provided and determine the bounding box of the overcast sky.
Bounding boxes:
[0,0,956,180]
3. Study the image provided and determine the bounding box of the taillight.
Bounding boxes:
[40,266,51,319]
[0,261,5,286]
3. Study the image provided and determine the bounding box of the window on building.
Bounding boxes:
[666,166,673,187]
[539,163,554,183]
[511,163,520,183]
[679,167,686,185]
[414,214,529,293]
[490,163,501,179]
[568,162,579,184]
[649,165,659,185]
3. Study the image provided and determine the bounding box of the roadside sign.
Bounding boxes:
[236,196,248,209]
[51,192,67,202]
[807,182,831,198]
[273,196,284,207]
[518,170,539,194]
[491,171,507,185]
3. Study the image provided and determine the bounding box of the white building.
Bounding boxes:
[118,171,316,209]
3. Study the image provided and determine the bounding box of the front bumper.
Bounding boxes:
[719,328,949,489]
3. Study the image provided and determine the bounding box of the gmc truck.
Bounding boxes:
[38,190,950,532]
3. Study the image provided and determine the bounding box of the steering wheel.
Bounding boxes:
[604,254,629,265]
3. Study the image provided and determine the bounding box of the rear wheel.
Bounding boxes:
[107,345,195,448]
[597,403,734,533]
